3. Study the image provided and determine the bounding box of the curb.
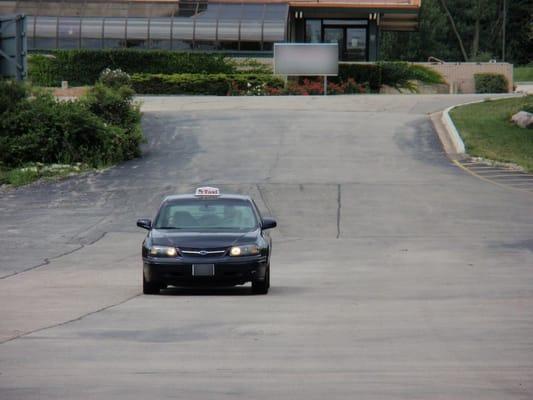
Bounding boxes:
[441,105,465,154]
[438,94,520,156]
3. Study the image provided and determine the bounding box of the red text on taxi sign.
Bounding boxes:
[195,187,220,197]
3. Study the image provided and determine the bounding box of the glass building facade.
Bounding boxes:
[0,0,421,60]
[0,0,288,52]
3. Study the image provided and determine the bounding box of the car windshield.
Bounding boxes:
[154,199,258,231]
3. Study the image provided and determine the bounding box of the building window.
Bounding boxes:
[304,19,368,61]
[34,16,57,49]
[58,17,80,49]
[346,28,367,61]
[127,19,148,48]
[20,1,288,53]
[81,18,103,49]
[305,20,321,43]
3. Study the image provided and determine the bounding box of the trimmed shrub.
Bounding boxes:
[475,73,509,93]
[28,50,235,86]
[131,73,284,95]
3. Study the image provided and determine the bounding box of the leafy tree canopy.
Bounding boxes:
[380,0,532,65]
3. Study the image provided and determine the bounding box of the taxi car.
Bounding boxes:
[136,187,277,295]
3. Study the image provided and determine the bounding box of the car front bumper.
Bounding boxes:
[143,255,268,286]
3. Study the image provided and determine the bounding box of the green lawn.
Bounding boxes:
[450,96,533,172]
[514,66,533,82]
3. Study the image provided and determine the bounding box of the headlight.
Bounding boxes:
[229,245,260,256]
[149,245,178,257]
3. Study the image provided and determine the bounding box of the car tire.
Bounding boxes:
[252,265,269,295]
[143,274,161,295]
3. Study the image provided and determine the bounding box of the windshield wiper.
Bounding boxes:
[155,227,182,230]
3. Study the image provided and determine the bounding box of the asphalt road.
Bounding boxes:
[1,95,532,399]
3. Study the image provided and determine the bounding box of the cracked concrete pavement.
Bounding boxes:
[1,95,532,399]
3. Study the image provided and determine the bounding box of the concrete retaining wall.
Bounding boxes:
[415,62,514,94]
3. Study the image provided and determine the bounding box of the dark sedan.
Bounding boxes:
[136,188,277,295]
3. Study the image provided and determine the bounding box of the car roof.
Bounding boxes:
[163,193,252,202]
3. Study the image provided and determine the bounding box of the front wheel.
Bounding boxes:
[252,265,270,295]
[143,273,161,295]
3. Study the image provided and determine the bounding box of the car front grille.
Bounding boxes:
[179,247,228,257]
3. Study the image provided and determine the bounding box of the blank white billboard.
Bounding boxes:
[274,43,338,76]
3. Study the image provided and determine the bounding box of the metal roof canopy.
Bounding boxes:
[0,14,27,80]
[6,1,289,48]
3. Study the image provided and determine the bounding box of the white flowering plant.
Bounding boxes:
[98,68,132,89]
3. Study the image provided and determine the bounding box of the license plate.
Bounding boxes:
[192,264,215,277]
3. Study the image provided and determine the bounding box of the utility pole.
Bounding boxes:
[502,0,507,61]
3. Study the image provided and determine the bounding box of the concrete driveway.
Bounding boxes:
[1,95,532,399]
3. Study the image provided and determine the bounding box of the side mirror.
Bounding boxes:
[262,217,277,230]
[137,218,152,230]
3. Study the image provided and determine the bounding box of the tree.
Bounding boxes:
[379,0,531,64]
[505,0,533,64]
[438,0,468,61]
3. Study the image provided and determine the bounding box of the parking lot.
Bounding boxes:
[1,95,532,399]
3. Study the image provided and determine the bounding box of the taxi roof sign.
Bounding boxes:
[195,187,220,197]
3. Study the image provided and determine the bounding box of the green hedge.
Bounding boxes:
[474,73,509,94]
[336,62,444,91]
[131,73,285,95]
[29,50,235,86]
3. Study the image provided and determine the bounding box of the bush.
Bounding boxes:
[131,73,284,95]
[405,64,445,84]
[29,50,235,86]
[0,80,143,168]
[283,78,368,96]
[287,79,324,95]
[99,68,131,89]
[231,59,273,74]
[82,83,143,160]
[337,64,382,90]
[520,95,533,113]
[84,83,139,128]
[0,79,28,114]
[27,54,58,87]
[337,62,444,91]
[0,94,113,166]
[378,62,412,88]
[475,73,509,93]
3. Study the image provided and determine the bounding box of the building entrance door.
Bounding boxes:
[323,27,344,60]
[322,25,367,61]
[346,28,367,61]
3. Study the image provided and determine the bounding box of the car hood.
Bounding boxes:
[150,229,259,248]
